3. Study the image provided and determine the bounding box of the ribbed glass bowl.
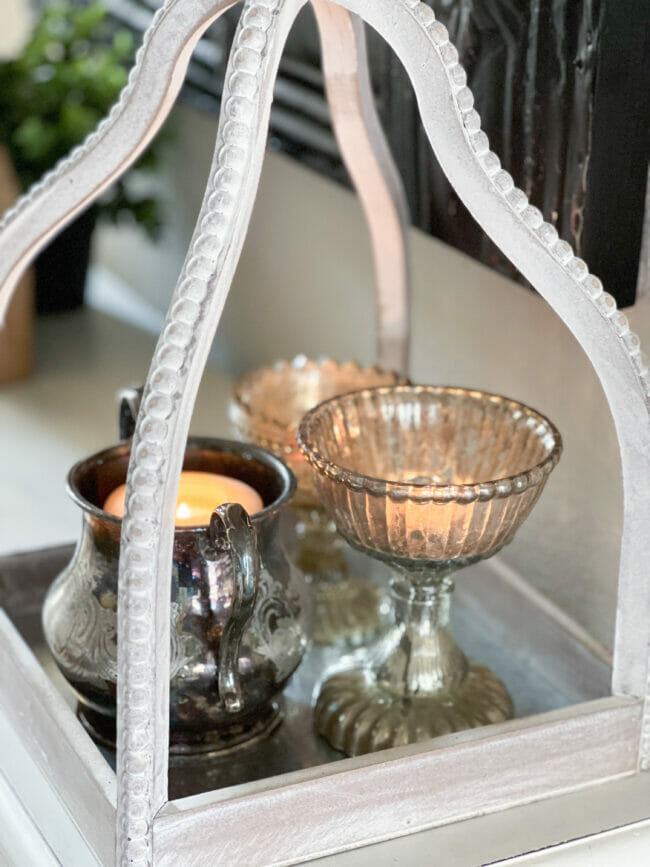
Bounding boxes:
[230,356,404,506]
[230,358,406,648]
[297,385,562,564]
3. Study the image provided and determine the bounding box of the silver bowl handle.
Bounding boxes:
[210,502,260,714]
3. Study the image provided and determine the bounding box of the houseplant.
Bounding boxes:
[0,1,165,312]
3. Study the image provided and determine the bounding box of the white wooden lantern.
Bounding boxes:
[0,0,649,864]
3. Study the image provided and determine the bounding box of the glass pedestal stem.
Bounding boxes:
[314,560,514,756]
[292,504,387,647]
[292,504,349,580]
[376,571,468,699]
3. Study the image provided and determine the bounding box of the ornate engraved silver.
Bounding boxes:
[43,530,120,690]
[43,528,198,691]
[251,567,305,683]
[42,436,307,770]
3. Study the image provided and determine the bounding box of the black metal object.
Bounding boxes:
[107,0,649,306]
[367,0,650,305]
[35,206,98,313]
[580,1,650,307]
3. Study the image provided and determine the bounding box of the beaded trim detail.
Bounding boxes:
[115,1,285,863]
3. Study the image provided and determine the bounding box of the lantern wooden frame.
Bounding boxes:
[0,0,649,864]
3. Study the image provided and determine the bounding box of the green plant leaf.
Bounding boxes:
[60,101,101,142]
[72,3,107,39]
[1,0,170,236]
[13,117,59,163]
[112,30,134,58]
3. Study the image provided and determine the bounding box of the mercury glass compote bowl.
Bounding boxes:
[230,356,403,648]
[297,385,562,756]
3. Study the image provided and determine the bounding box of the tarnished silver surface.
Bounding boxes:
[41,437,309,754]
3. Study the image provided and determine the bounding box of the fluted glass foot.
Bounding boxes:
[315,665,513,756]
[312,572,513,757]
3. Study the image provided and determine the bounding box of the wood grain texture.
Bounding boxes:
[0,611,115,865]
[312,771,650,867]
[154,697,642,865]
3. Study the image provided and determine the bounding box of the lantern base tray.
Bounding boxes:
[0,543,612,801]
[315,665,514,757]
[78,702,283,757]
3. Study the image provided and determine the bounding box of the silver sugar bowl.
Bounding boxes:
[42,428,308,754]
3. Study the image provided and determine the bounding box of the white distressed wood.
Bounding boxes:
[0,611,115,865]
[0,769,60,867]
[131,0,649,856]
[313,1,410,374]
[126,0,650,813]
[115,2,307,863]
[0,1,411,376]
[0,710,102,865]
[310,772,650,867]
[153,697,641,865]
[0,0,240,324]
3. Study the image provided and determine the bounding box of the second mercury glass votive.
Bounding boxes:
[298,385,562,756]
[230,356,403,648]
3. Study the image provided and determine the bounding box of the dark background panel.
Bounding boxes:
[107,0,649,306]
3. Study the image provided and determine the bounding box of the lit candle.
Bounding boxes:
[103,470,264,527]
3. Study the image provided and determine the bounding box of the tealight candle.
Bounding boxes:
[103,470,264,527]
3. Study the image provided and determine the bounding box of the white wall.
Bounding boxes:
[94,103,381,373]
[93,102,643,653]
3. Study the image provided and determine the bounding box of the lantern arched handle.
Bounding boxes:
[0,0,412,378]
[314,0,411,374]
